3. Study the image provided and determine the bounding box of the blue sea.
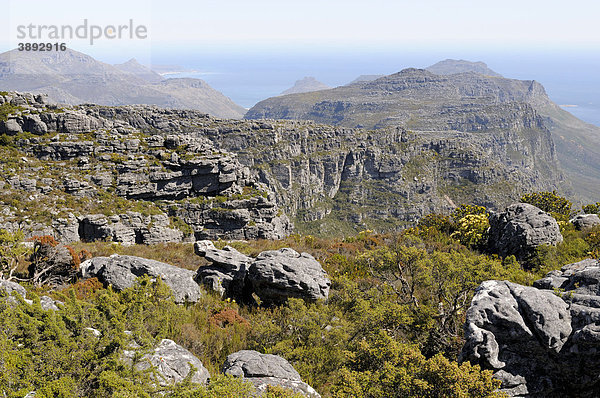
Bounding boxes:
[149,48,600,126]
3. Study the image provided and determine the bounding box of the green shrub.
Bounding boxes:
[520,191,573,221]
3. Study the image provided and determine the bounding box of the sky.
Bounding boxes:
[2,0,600,61]
[2,0,600,122]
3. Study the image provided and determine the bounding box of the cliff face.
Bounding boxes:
[0,92,290,242]
[245,67,600,202]
[0,91,562,239]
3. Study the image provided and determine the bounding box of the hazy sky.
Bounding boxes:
[2,0,600,60]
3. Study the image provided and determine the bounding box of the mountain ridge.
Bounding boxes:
[0,48,246,119]
[245,65,597,201]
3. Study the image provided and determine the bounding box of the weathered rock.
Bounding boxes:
[0,118,23,134]
[222,350,320,397]
[125,339,209,386]
[488,203,563,260]
[247,248,331,305]
[462,259,600,397]
[78,213,183,245]
[195,243,331,305]
[194,240,252,299]
[0,279,61,310]
[0,279,27,298]
[570,214,600,230]
[80,255,201,304]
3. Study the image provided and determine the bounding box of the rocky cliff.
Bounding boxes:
[0,92,289,243]
[246,66,599,201]
[0,90,562,239]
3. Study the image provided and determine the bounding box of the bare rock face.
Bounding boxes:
[570,214,600,230]
[488,203,563,260]
[80,255,201,304]
[124,339,210,386]
[194,242,331,305]
[248,249,331,306]
[222,350,321,397]
[461,259,600,397]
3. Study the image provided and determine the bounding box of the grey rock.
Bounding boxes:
[39,295,61,311]
[248,248,331,305]
[0,279,60,310]
[570,214,600,230]
[194,240,252,299]
[128,339,209,386]
[488,203,563,260]
[0,118,23,134]
[223,350,320,397]
[80,254,201,304]
[462,258,600,396]
[195,243,330,305]
[461,280,571,396]
[0,279,27,298]
[22,114,48,135]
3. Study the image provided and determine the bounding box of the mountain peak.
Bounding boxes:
[426,59,502,77]
[280,76,331,95]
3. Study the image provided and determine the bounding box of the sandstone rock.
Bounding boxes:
[0,118,22,134]
[222,350,320,397]
[0,279,61,310]
[488,203,563,260]
[462,259,600,397]
[194,240,252,299]
[0,279,27,298]
[247,248,331,305]
[195,243,331,305]
[22,114,48,135]
[570,214,600,230]
[126,339,209,386]
[80,255,201,304]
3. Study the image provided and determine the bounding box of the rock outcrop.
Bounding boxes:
[570,214,600,230]
[247,248,331,305]
[488,203,563,260]
[80,255,201,304]
[461,258,600,397]
[194,241,331,305]
[124,339,210,386]
[0,92,291,242]
[222,350,321,397]
[194,240,252,299]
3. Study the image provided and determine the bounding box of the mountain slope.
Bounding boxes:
[245,67,600,201]
[113,58,164,83]
[0,49,245,119]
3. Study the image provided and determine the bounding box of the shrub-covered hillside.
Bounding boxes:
[2,191,600,397]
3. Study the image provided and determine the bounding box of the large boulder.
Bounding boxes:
[488,203,563,260]
[222,350,320,397]
[570,214,600,230]
[80,255,201,304]
[247,249,331,305]
[461,259,600,397]
[194,240,252,299]
[195,242,331,305]
[125,339,209,386]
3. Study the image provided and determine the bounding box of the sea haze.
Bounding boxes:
[151,48,600,126]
